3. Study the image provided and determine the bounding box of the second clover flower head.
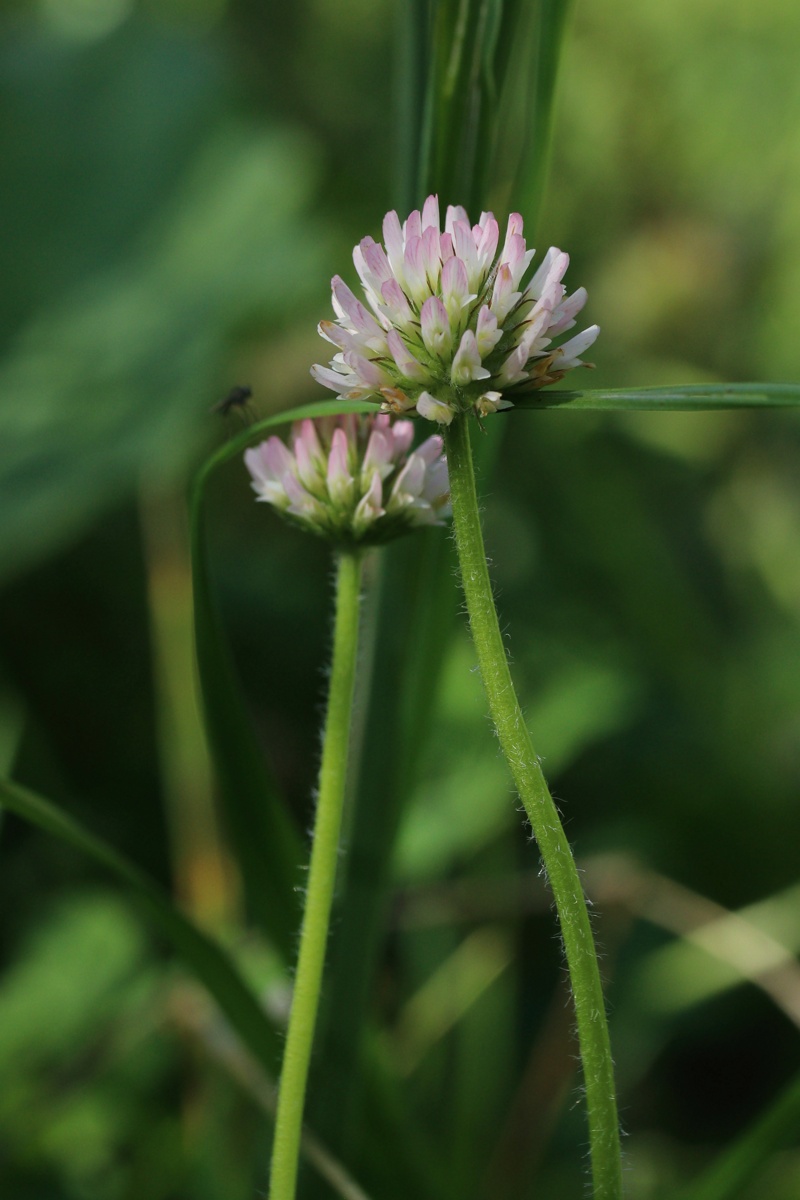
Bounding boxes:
[311,195,599,425]
[244,413,451,546]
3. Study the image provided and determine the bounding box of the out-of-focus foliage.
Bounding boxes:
[1,0,800,1198]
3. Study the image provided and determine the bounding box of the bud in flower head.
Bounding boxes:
[245,413,450,545]
[311,195,599,425]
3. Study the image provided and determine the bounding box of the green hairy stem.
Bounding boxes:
[268,550,363,1200]
[443,413,623,1200]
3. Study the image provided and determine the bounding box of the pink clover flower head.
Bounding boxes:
[244,413,451,545]
[311,196,599,424]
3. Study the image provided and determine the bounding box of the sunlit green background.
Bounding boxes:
[1,0,799,1197]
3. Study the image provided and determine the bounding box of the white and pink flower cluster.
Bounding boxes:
[245,414,450,544]
[311,195,598,425]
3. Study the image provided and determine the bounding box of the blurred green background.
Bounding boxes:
[1,0,800,1197]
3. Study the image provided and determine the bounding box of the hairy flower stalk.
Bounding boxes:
[444,416,622,1199]
[267,548,362,1200]
[312,194,598,425]
[314,201,621,1196]
[247,411,451,1200]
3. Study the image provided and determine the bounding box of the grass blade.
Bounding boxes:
[518,0,575,221]
[0,776,280,1071]
[517,382,800,411]
[675,1069,800,1200]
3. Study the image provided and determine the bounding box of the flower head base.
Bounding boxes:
[311,195,599,424]
[245,413,450,545]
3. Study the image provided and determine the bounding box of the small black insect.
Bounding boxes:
[211,385,254,418]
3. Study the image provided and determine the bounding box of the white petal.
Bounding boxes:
[311,363,356,395]
[451,329,491,386]
[557,324,600,366]
[416,391,456,425]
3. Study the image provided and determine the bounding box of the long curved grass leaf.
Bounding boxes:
[190,399,376,959]
[394,0,430,211]
[518,0,575,221]
[0,776,280,1071]
[517,382,800,411]
[419,0,507,210]
[674,1068,800,1200]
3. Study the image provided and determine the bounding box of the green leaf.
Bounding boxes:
[517,0,575,222]
[517,382,800,411]
[0,776,280,1072]
[674,1068,800,1200]
[419,0,514,209]
[393,0,430,212]
[190,399,376,960]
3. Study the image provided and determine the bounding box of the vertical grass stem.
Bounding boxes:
[269,549,363,1200]
[443,414,623,1200]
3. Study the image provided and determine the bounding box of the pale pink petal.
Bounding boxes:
[380,278,415,327]
[311,363,356,394]
[421,194,440,233]
[441,255,471,323]
[502,233,535,289]
[283,472,323,519]
[496,344,529,387]
[293,422,323,490]
[318,320,365,354]
[261,437,294,480]
[445,204,470,236]
[516,306,556,358]
[527,248,568,300]
[490,263,521,324]
[403,208,422,242]
[331,276,384,339]
[353,471,385,531]
[327,428,355,505]
[295,418,323,459]
[386,329,428,382]
[342,351,392,389]
[421,458,450,506]
[382,209,405,277]
[475,305,502,357]
[245,444,290,505]
[500,213,525,262]
[362,427,395,479]
[403,235,428,304]
[361,237,392,286]
[452,220,479,286]
[392,454,426,500]
[420,295,452,358]
[420,225,442,287]
[414,433,444,464]
[475,215,499,270]
[390,419,415,456]
[548,287,588,336]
